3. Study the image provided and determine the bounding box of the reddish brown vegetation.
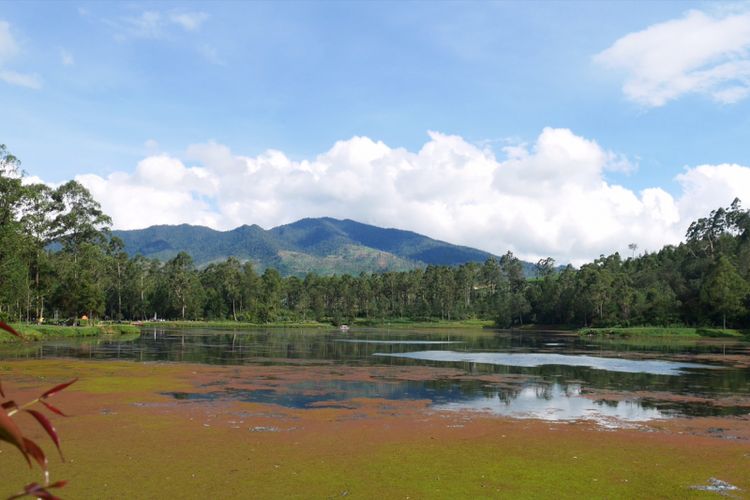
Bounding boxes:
[0,322,76,500]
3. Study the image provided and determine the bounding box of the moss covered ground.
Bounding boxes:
[0,359,747,499]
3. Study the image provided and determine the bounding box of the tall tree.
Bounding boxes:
[700,256,749,329]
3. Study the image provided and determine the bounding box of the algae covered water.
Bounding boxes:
[1,327,748,423]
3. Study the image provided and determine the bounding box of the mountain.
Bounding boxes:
[113,217,531,276]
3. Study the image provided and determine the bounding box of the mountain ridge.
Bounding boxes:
[113,217,532,276]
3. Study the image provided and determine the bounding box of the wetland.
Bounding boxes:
[1,326,749,498]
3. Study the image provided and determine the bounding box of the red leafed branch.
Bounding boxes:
[1,321,76,499]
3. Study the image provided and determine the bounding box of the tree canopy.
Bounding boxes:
[1,145,749,328]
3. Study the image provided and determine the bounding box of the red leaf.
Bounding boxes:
[7,482,41,500]
[40,378,78,399]
[23,437,48,473]
[25,409,64,461]
[41,400,69,417]
[2,400,18,410]
[8,478,67,499]
[0,407,29,466]
[9,482,65,500]
[0,321,22,338]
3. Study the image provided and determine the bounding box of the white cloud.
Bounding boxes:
[71,129,750,265]
[197,44,223,65]
[169,12,209,32]
[0,20,19,62]
[0,20,41,90]
[595,9,750,106]
[675,163,750,221]
[0,69,41,89]
[60,48,74,66]
[144,139,159,152]
[123,11,163,39]
[116,10,209,39]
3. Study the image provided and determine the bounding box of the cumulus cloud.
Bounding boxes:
[74,129,750,265]
[595,8,750,106]
[676,163,750,221]
[0,20,41,89]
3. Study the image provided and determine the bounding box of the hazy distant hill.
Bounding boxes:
[113,217,532,276]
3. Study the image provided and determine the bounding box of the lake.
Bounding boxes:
[2,327,749,425]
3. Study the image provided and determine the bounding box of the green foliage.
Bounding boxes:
[0,323,139,343]
[579,326,743,338]
[699,256,749,329]
[1,144,750,330]
[111,217,535,276]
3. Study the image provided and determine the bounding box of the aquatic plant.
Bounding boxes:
[0,321,76,499]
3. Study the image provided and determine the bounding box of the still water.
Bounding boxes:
[2,327,749,423]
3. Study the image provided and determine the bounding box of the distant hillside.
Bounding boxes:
[113,217,534,276]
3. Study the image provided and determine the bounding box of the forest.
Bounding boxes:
[2,145,749,329]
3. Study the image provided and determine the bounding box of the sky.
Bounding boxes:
[2,1,750,264]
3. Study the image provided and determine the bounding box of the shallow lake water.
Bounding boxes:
[2,327,749,423]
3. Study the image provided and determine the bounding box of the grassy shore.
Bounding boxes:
[140,319,332,330]
[140,318,495,330]
[579,326,746,338]
[0,323,140,342]
[351,318,494,329]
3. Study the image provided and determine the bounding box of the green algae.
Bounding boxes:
[0,359,747,499]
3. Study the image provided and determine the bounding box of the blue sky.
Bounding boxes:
[2,1,750,263]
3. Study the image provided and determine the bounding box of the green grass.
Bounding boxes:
[140,318,495,330]
[0,323,140,342]
[140,320,331,330]
[352,318,494,329]
[516,323,578,331]
[579,326,745,338]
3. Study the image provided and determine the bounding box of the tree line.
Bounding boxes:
[2,145,749,328]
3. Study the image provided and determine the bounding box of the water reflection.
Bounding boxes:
[373,350,714,375]
[334,339,463,345]
[164,379,680,422]
[1,327,748,422]
[434,383,667,422]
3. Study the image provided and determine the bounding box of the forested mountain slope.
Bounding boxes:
[113,218,532,276]
[5,143,749,328]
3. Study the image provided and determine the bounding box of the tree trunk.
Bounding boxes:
[35,264,40,319]
[117,260,122,320]
[140,274,146,320]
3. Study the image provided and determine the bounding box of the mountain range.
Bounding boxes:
[113,217,534,276]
